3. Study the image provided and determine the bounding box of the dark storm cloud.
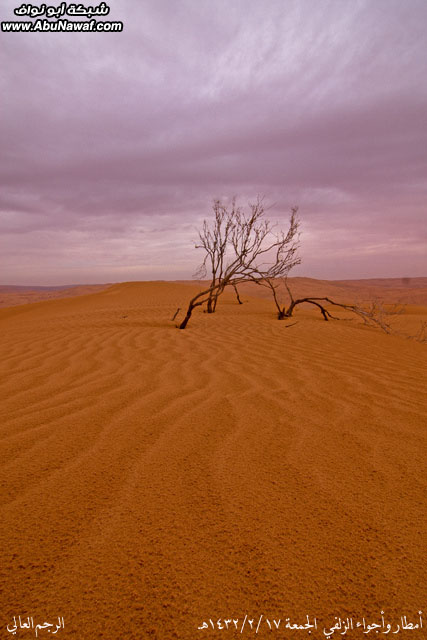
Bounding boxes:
[1,0,426,283]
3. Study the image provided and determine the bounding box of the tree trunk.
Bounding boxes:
[206,296,214,313]
[179,305,193,329]
[212,287,223,312]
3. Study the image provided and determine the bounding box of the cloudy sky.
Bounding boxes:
[1,0,426,284]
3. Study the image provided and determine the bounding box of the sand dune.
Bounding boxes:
[0,281,426,639]
[237,276,427,305]
[0,284,110,309]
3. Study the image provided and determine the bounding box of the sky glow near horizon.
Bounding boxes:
[1,0,426,285]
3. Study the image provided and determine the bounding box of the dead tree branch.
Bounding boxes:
[266,279,403,334]
[180,198,300,329]
[233,284,243,305]
[171,308,181,322]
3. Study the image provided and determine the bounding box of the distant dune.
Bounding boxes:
[1,277,427,308]
[190,276,427,305]
[0,283,110,308]
[0,281,426,639]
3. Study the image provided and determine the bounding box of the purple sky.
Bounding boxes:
[1,0,426,284]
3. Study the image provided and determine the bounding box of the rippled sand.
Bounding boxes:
[1,281,426,638]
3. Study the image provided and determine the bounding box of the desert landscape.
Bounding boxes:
[2,0,427,636]
[0,279,426,638]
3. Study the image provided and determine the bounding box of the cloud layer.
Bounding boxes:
[1,0,426,283]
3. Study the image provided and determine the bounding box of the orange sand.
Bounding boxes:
[0,284,110,309]
[0,281,426,639]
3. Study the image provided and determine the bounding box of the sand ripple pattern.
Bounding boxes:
[0,282,426,638]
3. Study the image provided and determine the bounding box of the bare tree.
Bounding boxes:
[176,199,419,338]
[265,276,404,334]
[194,198,237,313]
[178,198,300,329]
